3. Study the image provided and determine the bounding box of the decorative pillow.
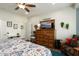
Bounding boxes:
[73,38,78,42]
[66,38,72,45]
[70,38,77,47]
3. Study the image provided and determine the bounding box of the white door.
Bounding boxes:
[0,20,1,39]
[0,20,7,40]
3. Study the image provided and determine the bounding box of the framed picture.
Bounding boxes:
[13,24,18,29]
[7,21,12,27]
[20,25,24,29]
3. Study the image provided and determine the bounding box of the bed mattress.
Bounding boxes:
[0,38,52,56]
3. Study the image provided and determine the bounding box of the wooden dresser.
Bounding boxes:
[34,29,55,49]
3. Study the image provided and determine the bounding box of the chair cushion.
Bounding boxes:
[70,38,77,47]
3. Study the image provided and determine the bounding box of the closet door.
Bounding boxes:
[0,20,7,40]
[0,20,1,39]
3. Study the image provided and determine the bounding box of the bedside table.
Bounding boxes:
[30,35,35,43]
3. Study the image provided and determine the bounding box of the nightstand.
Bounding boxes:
[30,35,35,43]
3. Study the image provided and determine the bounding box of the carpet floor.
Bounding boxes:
[51,49,66,56]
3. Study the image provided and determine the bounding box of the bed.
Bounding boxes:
[0,38,52,56]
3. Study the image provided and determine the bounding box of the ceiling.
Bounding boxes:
[0,3,75,17]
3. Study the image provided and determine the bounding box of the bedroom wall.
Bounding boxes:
[26,7,76,40]
[0,9,28,40]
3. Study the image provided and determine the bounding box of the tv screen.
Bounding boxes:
[40,22,54,29]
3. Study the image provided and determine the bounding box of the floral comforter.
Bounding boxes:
[0,38,52,56]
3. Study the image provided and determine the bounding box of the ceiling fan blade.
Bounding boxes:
[15,6,19,10]
[23,3,25,5]
[26,4,36,7]
[24,8,30,12]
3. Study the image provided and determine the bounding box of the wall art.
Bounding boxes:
[13,24,18,29]
[7,21,12,27]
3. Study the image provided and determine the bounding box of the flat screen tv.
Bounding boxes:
[40,21,55,29]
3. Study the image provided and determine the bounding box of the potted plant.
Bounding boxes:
[61,22,64,28]
[66,24,69,29]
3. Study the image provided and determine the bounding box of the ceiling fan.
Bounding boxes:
[15,3,36,12]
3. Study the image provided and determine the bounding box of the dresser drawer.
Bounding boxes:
[43,39,49,43]
[43,31,54,34]
[48,44,54,48]
[42,42,48,47]
[38,41,43,45]
[44,34,54,39]
[49,40,53,43]
[36,32,42,35]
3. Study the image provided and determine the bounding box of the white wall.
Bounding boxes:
[0,9,28,40]
[26,7,76,40]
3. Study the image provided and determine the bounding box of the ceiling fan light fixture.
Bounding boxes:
[25,11,29,14]
[18,4,25,9]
